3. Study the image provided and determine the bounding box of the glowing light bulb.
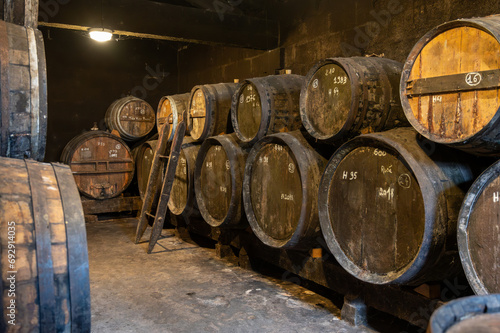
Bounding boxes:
[89,28,113,42]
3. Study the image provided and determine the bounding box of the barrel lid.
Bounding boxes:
[401,16,500,146]
[301,59,353,141]
[234,82,263,142]
[189,88,208,141]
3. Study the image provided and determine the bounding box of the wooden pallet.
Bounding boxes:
[81,196,142,223]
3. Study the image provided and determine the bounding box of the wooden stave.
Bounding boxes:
[194,134,249,228]
[400,15,500,156]
[156,93,191,141]
[231,74,306,144]
[0,157,90,332]
[427,294,500,333]
[243,131,327,249]
[457,158,500,295]
[188,82,240,142]
[300,56,406,143]
[135,140,158,200]
[61,131,135,200]
[318,127,473,285]
[168,137,201,217]
[105,96,155,141]
[0,21,47,161]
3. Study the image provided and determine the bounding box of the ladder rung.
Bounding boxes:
[159,155,169,159]
[146,212,155,218]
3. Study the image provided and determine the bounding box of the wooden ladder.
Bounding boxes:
[135,113,186,253]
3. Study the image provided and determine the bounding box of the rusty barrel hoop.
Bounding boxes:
[458,158,500,295]
[230,74,305,145]
[61,131,134,200]
[0,157,90,332]
[188,82,240,142]
[427,294,500,333]
[400,15,500,155]
[300,56,405,143]
[194,134,247,227]
[318,128,472,285]
[105,96,155,141]
[243,131,327,249]
[156,93,190,141]
[0,20,47,161]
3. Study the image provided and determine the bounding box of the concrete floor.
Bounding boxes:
[87,219,373,333]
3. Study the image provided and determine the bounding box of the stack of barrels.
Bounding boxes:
[158,14,500,304]
[0,10,92,332]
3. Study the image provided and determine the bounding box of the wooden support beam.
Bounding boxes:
[38,0,279,50]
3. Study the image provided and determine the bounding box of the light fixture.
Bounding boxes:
[89,28,113,42]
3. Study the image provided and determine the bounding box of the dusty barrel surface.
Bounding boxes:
[61,131,134,200]
[243,131,327,249]
[231,74,305,144]
[194,134,248,227]
[188,82,240,141]
[157,93,190,140]
[318,128,473,285]
[0,157,90,332]
[300,56,406,143]
[135,140,158,200]
[168,137,201,217]
[0,20,47,161]
[458,159,500,294]
[428,294,500,333]
[401,15,500,155]
[105,96,156,141]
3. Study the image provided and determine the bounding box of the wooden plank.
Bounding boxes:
[3,0,38,28]
[406,69,500,96]
[81,196,142,215]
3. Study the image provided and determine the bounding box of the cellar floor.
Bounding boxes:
[86,218,373,333]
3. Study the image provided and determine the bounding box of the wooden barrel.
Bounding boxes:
[243,131,327,249]
[230,74,305,144]
[300,57,407,143]
[318,128,473,285]
[0,157,90,332]
[401,15,500,156]
[188,82,240,141]
[105,96,156,141]
[458,158,500,294]
[156,93,191,140]
[168,137,201,217]
[61,131,134,200]
[194,134,248,227]
[427,294,500,333]
[0,20,47,161]
[135,140,158,200]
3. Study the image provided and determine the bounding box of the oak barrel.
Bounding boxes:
[243,131,327,249]
[427,294,500,333]
[168,137,201,217]
[135,140,158,200]
[0,157,90,332]
[230,74,305,144]
[188,82,240,141]
[0,20,47,161]
[105,96,156,141]
[318,128,473,285]
[157,93,190,140]
[61,131,134,200]
[458,158,500,294]
[300,56,407,143]
[194,134,248,227]
[401,15,500,155]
